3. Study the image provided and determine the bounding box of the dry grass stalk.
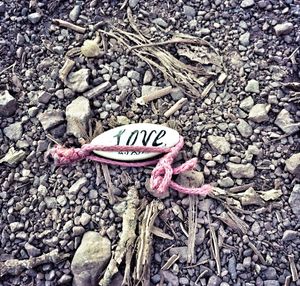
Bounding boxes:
[99,186,139,286]
[161,254,180,271]
[163,98,188,118]
[217,212,244,233]
[187,195,197,264]
[98,10,224,98]
[288,254,299,281]
[59,58,75,81]
[52,19,86,33]
[151,226,174,240]
[134,201,164,285]
[209,216,221,275]
[0,250,70,277]
[101,164,116,205]
[201,82,214,98]
[248,241,267,265]
[136,86,173,105]
[284,275,292,286]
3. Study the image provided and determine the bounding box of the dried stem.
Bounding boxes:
[59,58,75,81]
[52,19,86,33]
[164,98,188,117]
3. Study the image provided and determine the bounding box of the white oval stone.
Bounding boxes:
[90,123,180,161]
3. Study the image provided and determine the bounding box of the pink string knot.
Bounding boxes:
[46,136,212,196]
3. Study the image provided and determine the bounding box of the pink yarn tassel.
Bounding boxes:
[46,136,212,196]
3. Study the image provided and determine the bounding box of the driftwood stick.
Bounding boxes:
[52,19,86,34]
[288,254,299,281]
[59,58,75,81]
[0,250,70,277]
[136,86,174,105]
[164,98,188,117]
[99,186,139,286]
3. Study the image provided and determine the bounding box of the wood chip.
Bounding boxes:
[52,19,86,34]
[201,82,214,98]
[248,241,266,265]
[209,216,221,275]
[164,98,188,118]
[59,58,75,81]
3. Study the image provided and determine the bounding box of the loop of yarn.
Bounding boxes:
[46,136,212,196]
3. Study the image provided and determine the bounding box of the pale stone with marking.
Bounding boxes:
[91,123,180,161]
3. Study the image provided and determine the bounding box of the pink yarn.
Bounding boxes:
[46,136,212,196]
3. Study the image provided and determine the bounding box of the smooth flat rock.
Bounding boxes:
[275,109,299,135]
[285,153,300,178]
[248,104,270,123]
[91,123,180,161]
[71,231,111,286]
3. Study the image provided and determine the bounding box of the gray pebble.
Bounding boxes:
[25,242,41,257]
[239,32,251,46]
[4,122,23,141]
[241,0,255,8]
[28,12,42,24]
[152,18,168,28]
[245,79,260,93]
[129,0,139,8]
[183,5,196,17]
[274,22,294,36]
[0,90,17,117]
[69,5,81,22]
[79,213,91,226]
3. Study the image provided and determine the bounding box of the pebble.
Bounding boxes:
[117,76,132,90]
[237,119,253,138]
[240,96,254,112]
[282,230,299,242]
[241,0,255,8]
[65,69,90,93]
[207,275,222,286]
[275,109,299,135]
[175,171,204,188]
[44,197,57,209]
[239,32,251,46]
[285,153,300,178]
[207,135,231,155]
[38,110,65,131]
[3,122,23,141]
[79,213,91,226]
[183,5,196,17]
[289,185,300,220]
[66,96,92,138]
[25,242,41,257]
[69,5,81,21]
[263,267,277,280]
[143,70,153,84]
[226,163,255,178]
[0,1,5,14]
[117,115,130,125]
[192,142,201,156]
[71,232,111,286]
[179,277,189,285]
[218,177,234,188]
[248,104,270,123]
[264,281,280,286]
[245,79,260,93]
[0,90,17,117]
[69,177,88,195]
[129,0,140,8]
[28,12,42,24]
[127,70,140,81]
[152,18,168,28]
[170,88,184,100]
[274,22,294,36]
[57,274,72,285]
[9,222,24,232]
[162,270,178,285]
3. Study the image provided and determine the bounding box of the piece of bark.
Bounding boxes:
[99,186,139,286]
[136,86,174,105]
[59,58,75,81]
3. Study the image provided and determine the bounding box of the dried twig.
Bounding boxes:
[84,82,112,99]
[248,241,266,265]
[209,215,221,275]
[152,226,174,240]
[0,62,16,75]
[0,250,70,277]
[201,82,214,98]
[52,19,86,33]
[101,164,116,204]
[164,98,188,117]
[99,186,139,286]
[288,254,299,282]
[136,86,173,105]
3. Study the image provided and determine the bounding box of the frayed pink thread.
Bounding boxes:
[46,136,212,196]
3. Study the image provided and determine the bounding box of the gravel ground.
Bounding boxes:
[0,0,300,286]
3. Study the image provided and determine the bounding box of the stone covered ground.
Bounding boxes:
[0,0,300,285]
